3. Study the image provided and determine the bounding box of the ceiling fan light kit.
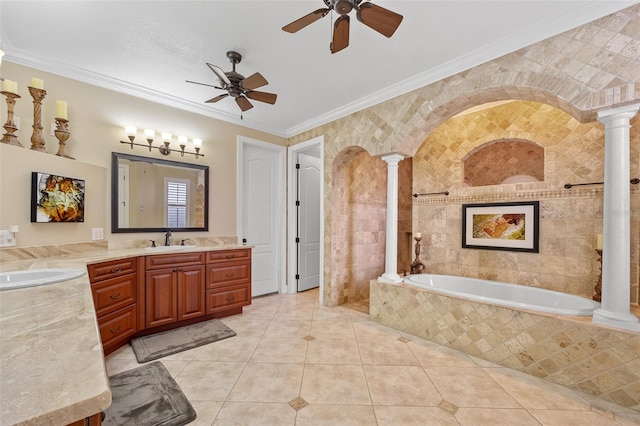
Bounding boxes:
[283,0,403,54]
[186,51,277,114]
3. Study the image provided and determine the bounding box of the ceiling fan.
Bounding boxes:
[282,0,403,54]
[186,51,277,113]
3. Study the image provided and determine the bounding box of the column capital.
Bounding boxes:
[381,153,404,165]
[597,103,639,124]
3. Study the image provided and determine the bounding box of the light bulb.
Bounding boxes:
[192,138,202,149]
[144,129,155,140]
[161,132,172,143]
[124,125,137,137]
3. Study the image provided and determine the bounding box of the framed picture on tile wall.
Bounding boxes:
[462,201,539,253]
[31,172,85,223]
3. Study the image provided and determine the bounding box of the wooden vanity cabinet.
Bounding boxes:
[87,257,140,355]
[206,248,252,315]
[145,253,206,329]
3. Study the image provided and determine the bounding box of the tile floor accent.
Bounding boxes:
[106,289,640,425]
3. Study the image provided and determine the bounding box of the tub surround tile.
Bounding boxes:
[371,280,640,413]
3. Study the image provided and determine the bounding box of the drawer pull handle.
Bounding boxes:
[225,254,235,259]
[110,326,122,334]
[110,267,122,273]
[226,296,235,302]
[225,272,236,278]
[110,292,122,300]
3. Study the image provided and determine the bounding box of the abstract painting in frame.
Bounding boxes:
[462,201,539,253]
[31,172,85,223]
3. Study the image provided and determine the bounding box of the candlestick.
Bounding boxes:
[593,249,602,302]
[55,100,67,120]
[54,118,74,159]
[410,236,425,274]
[28,86,47,152]
[1,90,22,146]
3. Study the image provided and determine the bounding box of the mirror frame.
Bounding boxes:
[111,152,209,233]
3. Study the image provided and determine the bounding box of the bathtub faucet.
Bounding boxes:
[164,230,172,246]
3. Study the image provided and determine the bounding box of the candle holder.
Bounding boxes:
[1,91,22,147]
[593,249,602,302]
[28,86,47,152]
[54,118,74,159]
[410,236,425,274]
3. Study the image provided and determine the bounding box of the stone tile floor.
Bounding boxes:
[106,289,640,425]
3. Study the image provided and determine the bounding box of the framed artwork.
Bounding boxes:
[31,172,85,223]
[462,201,539,253]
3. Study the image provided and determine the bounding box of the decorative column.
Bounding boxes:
[593,103,640,332]
[379,153,404,284]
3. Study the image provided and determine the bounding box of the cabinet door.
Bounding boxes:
[178,265,205,321]
[145,268,178,328]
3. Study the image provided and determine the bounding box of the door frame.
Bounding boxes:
[237,136,287,295]
[287,136,324,304]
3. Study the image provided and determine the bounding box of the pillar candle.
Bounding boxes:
[415,232,421,239]
[30,78,44,89]
[2,79,18,94]
[55,101,67,119]
[596,234,603,250]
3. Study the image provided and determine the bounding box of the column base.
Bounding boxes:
[378,272,403,284]
[593,308,640,332]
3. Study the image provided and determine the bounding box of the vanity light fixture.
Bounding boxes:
[120,126,204,158]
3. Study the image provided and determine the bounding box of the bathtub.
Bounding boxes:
[403,274,600,316]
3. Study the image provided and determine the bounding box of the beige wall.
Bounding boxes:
[0,62,286,247]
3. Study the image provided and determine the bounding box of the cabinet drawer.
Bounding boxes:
[207,261,251,288]
[98,305,137,351]
[92,274,136,317]
[206,249,251,264]
[146,252,205,270]
[88,258,137,282]
[206,285,250,314]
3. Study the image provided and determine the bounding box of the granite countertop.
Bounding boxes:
[0,244,247,425]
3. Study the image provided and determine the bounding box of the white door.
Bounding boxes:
[297,152,321,292]
[239,137,285,297]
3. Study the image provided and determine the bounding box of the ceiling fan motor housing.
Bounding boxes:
[334,0,354,15]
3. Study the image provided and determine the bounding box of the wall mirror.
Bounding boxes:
[111,152,209,233]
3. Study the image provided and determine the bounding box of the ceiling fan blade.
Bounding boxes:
[242,72,269,90]
[206,62,231,85]
[236,96,254,112]
[330,15,350,54]
[356,2,403,38]
[186,80,224,90]
[246,91,277,105]
[205,94,229,103]
[282,8,330,33]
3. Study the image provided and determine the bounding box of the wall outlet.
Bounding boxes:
[0,230,16,247]
[92,228,104,240]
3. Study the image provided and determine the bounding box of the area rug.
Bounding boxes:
[103,362,196,426]
[131,319,236,363]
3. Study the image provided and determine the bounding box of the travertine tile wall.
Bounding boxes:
[413,102,639,303]
[288,5,640,307]
[329,148,412,305]
[463,139,545,186]
[371,281,640,412]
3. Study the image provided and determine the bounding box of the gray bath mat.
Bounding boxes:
[103,362,196,426]
[131,319,236,363]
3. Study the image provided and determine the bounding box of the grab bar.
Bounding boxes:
[413,191,449,197]
[564,178,639,189]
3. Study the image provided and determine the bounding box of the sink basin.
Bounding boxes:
[144,245,197,251]
[0,268,87,291]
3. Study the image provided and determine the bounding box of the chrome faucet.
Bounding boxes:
[164,230,172,246]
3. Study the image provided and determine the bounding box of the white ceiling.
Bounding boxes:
[1,1,636,138]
